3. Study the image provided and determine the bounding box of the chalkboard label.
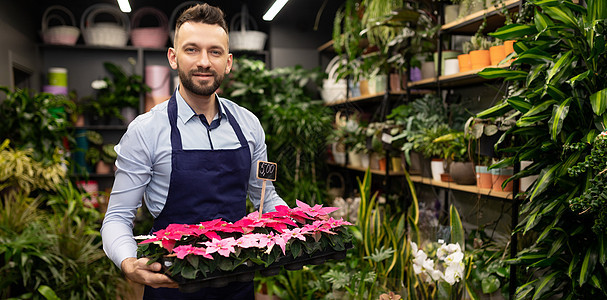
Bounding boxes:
[257,161,277,181]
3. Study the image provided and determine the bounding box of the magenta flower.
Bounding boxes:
[203,237,238,257]
[172,245,214,260]
[275,204,312,224]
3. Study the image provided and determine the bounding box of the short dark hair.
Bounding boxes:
[175,3,228,34]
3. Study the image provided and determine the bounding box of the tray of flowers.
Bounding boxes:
[136,200,353,293]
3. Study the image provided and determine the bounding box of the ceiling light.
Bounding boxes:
[263,0,289,21]
[117,0,131,13]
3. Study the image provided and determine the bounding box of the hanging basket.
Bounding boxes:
[229,5,267,51]
[81,4,130,47]
[130,7,169,48]
[169,1,205,46]
[41,5,80,45]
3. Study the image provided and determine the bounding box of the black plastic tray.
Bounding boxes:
[163,244,352,293]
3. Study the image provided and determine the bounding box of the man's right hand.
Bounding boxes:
[121,257,179,289]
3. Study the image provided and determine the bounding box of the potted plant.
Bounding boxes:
[85,130,117,174]
[434,131,477,185]
[84,60,150,125]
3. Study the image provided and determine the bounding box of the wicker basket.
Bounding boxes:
[131,7,168,48]
[41,5,80,45]
[81,4,130,47]
[169,1,205,46]
[229,5,267,51]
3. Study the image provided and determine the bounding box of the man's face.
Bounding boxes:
[168,22,232,97]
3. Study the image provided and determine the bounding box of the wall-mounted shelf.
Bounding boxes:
[324,90,433,107]
[441,0,522,34]
[408,62,512,89]
[409,175,513,200]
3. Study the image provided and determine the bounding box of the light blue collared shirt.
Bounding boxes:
[101,90,286,268]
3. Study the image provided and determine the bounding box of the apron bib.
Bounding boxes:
[144,93,254,300]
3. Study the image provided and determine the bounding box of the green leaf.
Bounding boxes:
[548,98,571,141]
[489,24,538,40]
[291,241,302,258]
[523,100,557,117]
[476,101,512,119]
[544,84,568,102]
[477,68,527,80]
[590,88,607,115]
[515,47,553,65]
[530,163,562,201]
[542,5,579,30]
[507,96,532,113]
[599,234,607,265]
[534,9,555,32]
[532,271,559,300]
[450,205,464,251]
[181,265,199,279]
[481,275,501,294]
[38,285,61,300]
[547,51,575,85]
[579,247,598,285]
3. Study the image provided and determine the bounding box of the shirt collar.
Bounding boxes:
[175,88,227,124]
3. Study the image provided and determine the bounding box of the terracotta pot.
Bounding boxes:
[457,54,472,73]
[389,73,402,92]
[359,79,370,95]
[441,173,454,182]
[450,161,476,185]
[475,165,492,189]
[378,157,387,171]
[489,45,506,66]
[469,50,491,70]
[491,168,513,192]
[504,40,516,55]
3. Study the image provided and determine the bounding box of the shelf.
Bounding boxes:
[408,62,512,89]
[39,43,166,52]
[409,175,513,200]
[328,162,406,176]
[76,125,128,131]
[441,0,522,35]
[324,90,433,107]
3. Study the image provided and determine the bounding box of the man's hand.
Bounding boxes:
[121,257,179,289]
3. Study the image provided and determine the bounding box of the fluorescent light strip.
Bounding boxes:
[117,0,132,13]
[263,0,289,21]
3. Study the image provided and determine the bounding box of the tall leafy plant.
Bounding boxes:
[475,0,607,297]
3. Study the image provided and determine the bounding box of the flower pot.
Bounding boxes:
[444,58,460,75]
[450,162,476,185]
[520,160,538,192]
[430,158,444,182]
[370,153,381,170]
[409,67,422,82]
[361,153,370,169]
[389,73,402,92]
[359,79,370,95]
[504,40,516,55]
[457,54,472,73]
[491,167,513,192]
[378,157,387,171]
[489,45,506,66]
[434,51,461,75]
[348,151,363,168]
[391,156,404,172]
[332,143,346,165]
[420,61,436,79]
[475,165,492,189]
[470,50,491,70]
[441,173,454,182]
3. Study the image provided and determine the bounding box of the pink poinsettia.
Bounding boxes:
[203,237,238,257]
[275,204,312,224]
[172,245,214,260]
[281,227,309,242]
[235,234,260,248]
[294,200,339,219]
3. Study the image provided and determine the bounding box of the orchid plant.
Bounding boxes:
[136,201,352,282]
[410,240,467,297]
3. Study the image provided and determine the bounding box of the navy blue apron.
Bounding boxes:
[143,92,254,300]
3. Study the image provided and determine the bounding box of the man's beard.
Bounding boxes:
[178,66,224,96]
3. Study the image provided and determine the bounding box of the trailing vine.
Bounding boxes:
[569,133,607,233]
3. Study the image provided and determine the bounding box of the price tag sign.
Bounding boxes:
[256,160,277,217]
[257,161,277,181]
